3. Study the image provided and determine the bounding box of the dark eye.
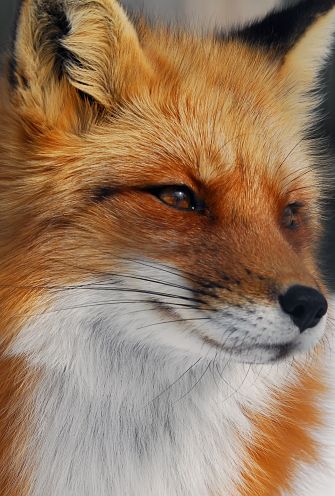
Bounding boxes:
[282,202,304,229]
[148,185,204,212]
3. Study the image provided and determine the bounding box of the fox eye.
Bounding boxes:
[148,185,204,212]
[282,202,303,229]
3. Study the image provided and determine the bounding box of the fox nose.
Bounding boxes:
[279,285,328,333]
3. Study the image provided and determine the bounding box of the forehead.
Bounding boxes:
[46,37,315,200]
[83,85,309,196]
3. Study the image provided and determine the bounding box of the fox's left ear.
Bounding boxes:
[235,0,335,92]
[8,0,151,125]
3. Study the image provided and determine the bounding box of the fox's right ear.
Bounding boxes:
[234,0,335,94]
[8,0,151,124]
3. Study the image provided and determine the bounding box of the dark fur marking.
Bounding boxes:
[38,2,99,102]
[55,44,82,80]
[47,2,71,37]
[8,55,29,90]
[222,0,335,56]
[92,186,118,203]
[36,1,81,78]
[8,0,26,88]
[38,0,71,38]
[201,280,221,289]
[8,57,18,88]
[78,90,97,106]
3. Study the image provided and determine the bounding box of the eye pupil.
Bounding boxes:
[284,207,294,225]
[165,190,191,208]
[147,185,205,212]
[283,202,303,229]
[160,187,193,210]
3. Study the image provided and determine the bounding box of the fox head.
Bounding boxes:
[1,0,334,363]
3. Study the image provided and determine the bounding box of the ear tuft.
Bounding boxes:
[9,0,151,118]
[36,1,79,79]
[8,0,82,94]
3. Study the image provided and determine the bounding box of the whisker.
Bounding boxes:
[275,139,304,175]
[141,357,203,409]
[138,317,210,330]
[68,286,204,304]
[116,257,204,287]
[210,133,247,164]
[281,164,312,185]
[91,272,211,298]
[58,258,197,293]
[7,300,200,320]
[285,185,315,196]
[174,359,212,404]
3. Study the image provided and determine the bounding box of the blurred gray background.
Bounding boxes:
[0,0,334,288]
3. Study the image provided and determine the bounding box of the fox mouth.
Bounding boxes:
[200,338,296,364]
[198,323,326,364]
[154,297,327,364]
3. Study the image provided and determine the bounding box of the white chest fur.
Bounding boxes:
[10,287,335,496]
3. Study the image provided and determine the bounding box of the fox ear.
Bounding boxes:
[235,0,335,91]
[9,0,151,119]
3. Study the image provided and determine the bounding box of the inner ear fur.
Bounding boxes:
[9,0,152,115]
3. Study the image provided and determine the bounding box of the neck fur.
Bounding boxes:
[10,287,296,496]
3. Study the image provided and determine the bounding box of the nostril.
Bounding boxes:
[279,285,328,333]
[291,304,305,320]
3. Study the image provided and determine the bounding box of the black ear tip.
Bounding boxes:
[226,0,335,56]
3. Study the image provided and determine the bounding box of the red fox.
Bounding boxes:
[0,0,334,495]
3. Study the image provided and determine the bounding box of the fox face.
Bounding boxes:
[1,0,334,366]
[2,2,335,496]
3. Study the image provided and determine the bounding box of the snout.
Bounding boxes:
[279,285,328,333]
[196,284,329,364]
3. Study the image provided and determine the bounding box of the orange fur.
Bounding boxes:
[238,362,326,496]
[0,1,334,494]
[0,355,37,496]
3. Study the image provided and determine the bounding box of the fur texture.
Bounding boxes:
[1,0,335,494]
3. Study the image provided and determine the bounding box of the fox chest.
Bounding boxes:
[27,370,246,496]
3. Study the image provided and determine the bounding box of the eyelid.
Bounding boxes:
[144,184,206,213]
[143,184,192,195]
[282,201,305,230]
[288,201,305,210]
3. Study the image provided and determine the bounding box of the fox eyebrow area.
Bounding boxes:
[91,186,118,202]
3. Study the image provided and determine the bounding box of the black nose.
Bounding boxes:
[279,285,328,333]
